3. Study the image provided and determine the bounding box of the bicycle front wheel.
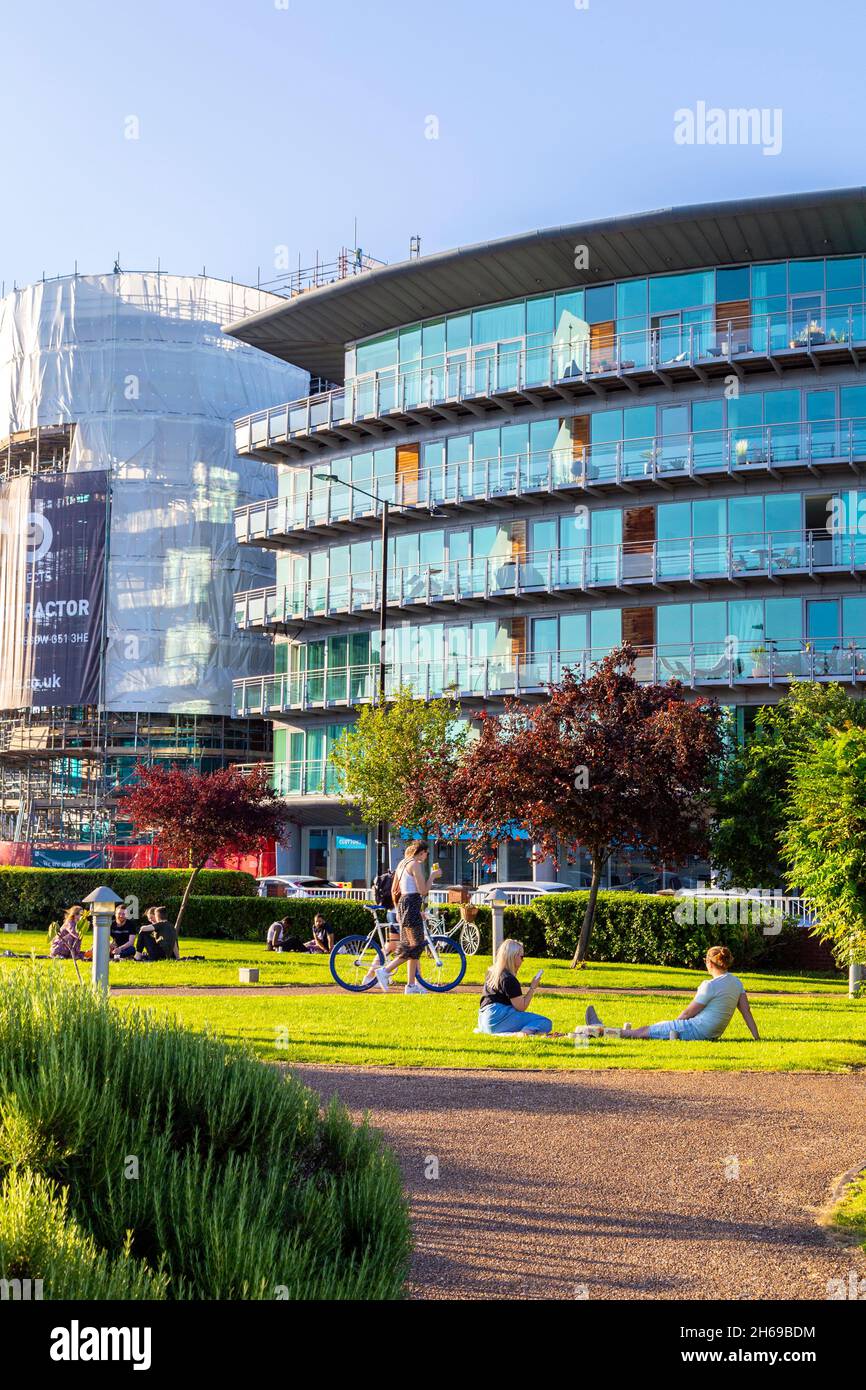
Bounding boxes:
[459,921,481,956]
[416,935,466,992]
[329,935,384,992]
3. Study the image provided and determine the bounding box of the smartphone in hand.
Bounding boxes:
[533,969,544,984]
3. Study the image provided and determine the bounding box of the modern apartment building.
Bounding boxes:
[227,188,866,887]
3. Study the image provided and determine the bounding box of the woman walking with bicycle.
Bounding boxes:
[374,841,439,995]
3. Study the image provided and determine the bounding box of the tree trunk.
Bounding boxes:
[571,856,603,968]
[175,860,206,937]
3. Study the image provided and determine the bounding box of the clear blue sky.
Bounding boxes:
[1,0,860,291]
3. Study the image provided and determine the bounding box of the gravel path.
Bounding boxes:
[297,1065,866,1301]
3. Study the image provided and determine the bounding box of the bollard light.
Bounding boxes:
[82,886,123,993]
[491,897,507,956]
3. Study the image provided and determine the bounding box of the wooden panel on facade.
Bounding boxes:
[622,606,655,648]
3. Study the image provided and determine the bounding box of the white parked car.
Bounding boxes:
[469,880,580,906]
[255,875,343,899]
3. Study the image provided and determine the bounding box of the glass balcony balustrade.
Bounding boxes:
[232,760,341,797]
[232,638,866,715]
[234,529,866,629]
[234,416,866,543]
[234,303,866,456]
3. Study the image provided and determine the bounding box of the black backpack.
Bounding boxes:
[373,871,394,910]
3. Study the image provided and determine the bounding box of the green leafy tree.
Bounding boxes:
[712,683,866,887]
[329,688,467,850]
[782,724,866,986]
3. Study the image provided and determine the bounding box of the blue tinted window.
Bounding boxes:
[788,260,824,294]
[590,608,621,649]
[765,494,801,532]
[729,496,764,533]
[623,405,655,439]
[842,386,866,418]
[806,390,835,421]
[657,502,690,540]
[728,394,763,428]
[471,300,524,344]
[649,270,713,313]
[827,257,862,289]
[716,266,750,301]
[591,410,622,443]
[658,603,691,644]
[585,284,615,324]
[447,314,471,351]
[765,597,801,641]
[843,595,866,636]
[555,291,585,329]
[752,263,786,297]
[616,278,647,319]
[692,602,727,644]
[399,324,422,363]
[356,333,398,374]
[422,320,445,358]
[693,400,724,432]
[764,390,799,424]
[527,295,554,336]
[560,613,588,651]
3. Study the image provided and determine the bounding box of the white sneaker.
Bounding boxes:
[374,966,390,993]
[404,982,426,995]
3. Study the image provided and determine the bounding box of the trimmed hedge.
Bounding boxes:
[0,868,257,933]
[165,896,375,941]
[533,892,803,970]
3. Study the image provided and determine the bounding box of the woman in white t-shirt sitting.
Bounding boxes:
[585,945,760,1041]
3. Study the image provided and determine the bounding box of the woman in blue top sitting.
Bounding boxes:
[585,945,760,1041]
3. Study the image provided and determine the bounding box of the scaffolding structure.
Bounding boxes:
[0,273,307,852]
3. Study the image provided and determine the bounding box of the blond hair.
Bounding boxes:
[485,938,525,991]
[403,840,428,860]
[706,944,734,971]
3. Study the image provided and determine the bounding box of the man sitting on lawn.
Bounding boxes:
[305,912,336,954]
[584,945,760,1041]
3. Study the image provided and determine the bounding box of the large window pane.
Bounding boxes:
[471,300,525,345]
[649,270,713,313]
[356,333,398,374]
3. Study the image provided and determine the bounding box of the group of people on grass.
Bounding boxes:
[477,938,760,1042]
[266,912,335,954]
[49,903,179,963]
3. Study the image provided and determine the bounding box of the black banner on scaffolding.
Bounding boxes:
[0,470,109,710]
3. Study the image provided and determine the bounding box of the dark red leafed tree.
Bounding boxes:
[123,763,293,934]
[415,646,723,966]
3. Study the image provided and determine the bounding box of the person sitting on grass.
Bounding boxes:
[584,945,760,1041]
[49,906,86,960]
[151,906,179,961]
[267,915,293,952]
[110,904,137,960]
[305,912,335,954]
[134,907,175,962]
[476,938,553,1035]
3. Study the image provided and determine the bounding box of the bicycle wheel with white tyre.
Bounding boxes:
[329,935,384,992]
[459,920,481,955]
[415,935,467,992]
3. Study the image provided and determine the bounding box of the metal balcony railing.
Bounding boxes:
[234,529,866,628]
[233,416,866,543]
[232,638,866,714]
[234,302,866,455]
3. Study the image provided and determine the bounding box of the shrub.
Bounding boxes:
[0,972,411,1299]
[163,896,375,941]
[0,869,256,932]
[533,892,802,969]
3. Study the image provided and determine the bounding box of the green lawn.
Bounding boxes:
[0,931,845,996]
[3,932,859,1073]
[108,988,866,1073]
[832,1170,866,1250]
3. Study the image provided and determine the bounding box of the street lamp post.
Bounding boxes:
[82,885,123,993]
[315,473,391,875]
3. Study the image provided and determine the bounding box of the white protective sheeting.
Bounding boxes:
[0,273,305,713]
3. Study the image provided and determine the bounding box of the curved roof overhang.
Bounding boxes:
[225,188,866,383]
